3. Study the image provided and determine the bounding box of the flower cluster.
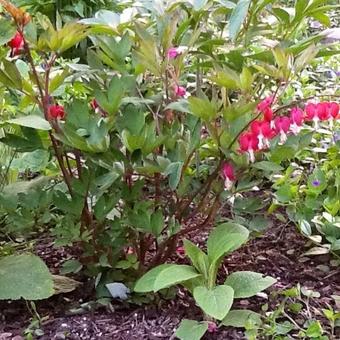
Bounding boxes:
[222,98,339,190]
[238,98,339,163]
[305,102,339,129]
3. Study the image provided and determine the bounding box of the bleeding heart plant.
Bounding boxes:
[0,0,338,304]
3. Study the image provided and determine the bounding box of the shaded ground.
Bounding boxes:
[0,220,339,340]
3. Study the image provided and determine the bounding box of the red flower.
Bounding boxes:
[305,103,320,129]
[8,32,24,57]
[316,102,329,121]
[207,321,217,333]
[274,116,291,144]
[222,162,235,190]
[325,102,339,128]
[305,103,317,120]
[48,104,65,120]
[175,85,186,97]
[167,47,179,59]
[176,246,185,256]
[327,102,339,119]
[257,96,273,113]
[125,247,135,255]
[239,132,259,163]
[90,98,108,117]
[263,107,273,122]
[250,120,275,150]
[90,98,99,111]
[290,107,304,134]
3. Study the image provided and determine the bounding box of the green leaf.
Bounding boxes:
[107,76,125,114]
[229,0,251,41]
[56,23,89,53]
[0,254,54,300]
[183,239,209,278]
[154,265,201,292]
[150,209,164,236]
[294,0,309,21]
[222,309,262,328]
[299,220,312,237]
[116,106,145,135]
[252,161,283,172]
[225,271,276,298]
[275,321,294,335]
[306,321,323,338]
[2,60,22,89]
[134,264,200,293]
[211,70,240,90]
[165,100,191,113]
[275,184,296,203]
[11,150,50,172]
[164,162,183,190]
[7,115,51,131]
[0,17,16,45]
[207,222,249,262]
[294,44,319,71]
[193,285,234,320]
[60,259,83,275]
[134,264,173,293]
[240,67,253,91]
[188,96,218,121]
[49,69,69,94]
[272,7,291,24]
[175,319,208,340]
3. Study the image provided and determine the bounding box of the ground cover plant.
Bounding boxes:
[0,0,339,339]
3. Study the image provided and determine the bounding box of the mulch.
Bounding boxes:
[0,219,339,340]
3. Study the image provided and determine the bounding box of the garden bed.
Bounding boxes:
[1,220,339,339]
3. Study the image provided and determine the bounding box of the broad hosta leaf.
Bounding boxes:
[175,319,208,340]
[193,285,234,320]
[225,271,276,298]
[207,222,249,262]
[134,265,171,292]
[222,309,262,328]
[7,115,51,131]
[0,254,54,300]
[154,265,200,292]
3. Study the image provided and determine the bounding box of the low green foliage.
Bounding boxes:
[135,223,276,339]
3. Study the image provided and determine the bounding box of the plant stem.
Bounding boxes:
[21,34,74,196]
